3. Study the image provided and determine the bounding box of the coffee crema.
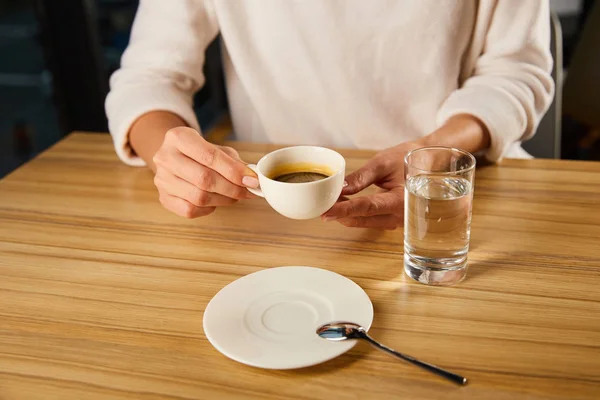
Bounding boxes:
[268,162,334,183]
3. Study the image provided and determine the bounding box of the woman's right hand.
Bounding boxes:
[152,127,259,218]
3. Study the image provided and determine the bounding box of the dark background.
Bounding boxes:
[1,0,598,178]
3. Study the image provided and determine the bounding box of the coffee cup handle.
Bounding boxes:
[246,164,264,198]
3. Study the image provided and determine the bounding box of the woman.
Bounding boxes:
[106,0,554,229]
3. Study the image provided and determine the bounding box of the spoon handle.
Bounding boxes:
[359,331,467,385]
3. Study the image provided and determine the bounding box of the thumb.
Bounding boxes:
[219,145,242,161]
[219,145,258,176]
[342,158,387,195]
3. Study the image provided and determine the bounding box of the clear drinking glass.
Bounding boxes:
[403,147,476,285]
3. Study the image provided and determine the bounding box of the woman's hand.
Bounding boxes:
[321,142,422,230]
[152,127,258,218]
[322,114,490,230]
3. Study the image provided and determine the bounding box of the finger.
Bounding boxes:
[158,193,215,219]
[322,190,403,220]
[154,171,239,207]
[336,215,402,230]
[156,151,252,200]
[342,158,388,195]
[220,146,258,194]
[165,127,257,187]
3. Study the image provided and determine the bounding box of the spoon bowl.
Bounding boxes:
[316,322,363,341]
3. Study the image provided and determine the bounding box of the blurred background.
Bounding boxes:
[0,0,598,178]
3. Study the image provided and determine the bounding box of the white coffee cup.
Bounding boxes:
[247,146,346,220]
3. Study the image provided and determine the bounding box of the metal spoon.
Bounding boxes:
[316,322,467,385]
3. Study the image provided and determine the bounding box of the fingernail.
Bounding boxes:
[343,180,349,188]
[322,216,337,222]
[242,176,259,188]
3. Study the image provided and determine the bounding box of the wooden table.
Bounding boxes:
[1,133,600,400]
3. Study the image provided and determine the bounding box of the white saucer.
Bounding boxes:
[203,266,373,369]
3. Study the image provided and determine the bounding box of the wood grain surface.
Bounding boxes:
[1,133,600,399]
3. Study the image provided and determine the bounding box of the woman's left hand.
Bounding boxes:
[321,142,422,230]
[322,115,490,230]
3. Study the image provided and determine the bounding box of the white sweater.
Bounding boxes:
[106,0,554,166]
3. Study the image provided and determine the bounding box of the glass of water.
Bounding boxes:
[404,147,476,286]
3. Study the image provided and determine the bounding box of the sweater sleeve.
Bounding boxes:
[436,0,554,162]
[105,0,219,166]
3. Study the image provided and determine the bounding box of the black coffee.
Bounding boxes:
[273,172,330,183]
[268,162,333,183]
